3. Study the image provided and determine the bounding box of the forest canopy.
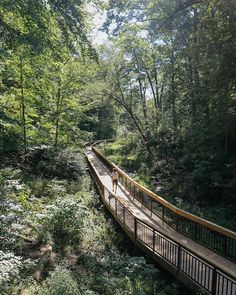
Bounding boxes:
[0,0,236,294]
[0,0,235,239]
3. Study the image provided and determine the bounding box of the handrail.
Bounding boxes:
[107,187,236,282]
[83,138,115,147]
[92,146,236,261]
[87,153,236,295]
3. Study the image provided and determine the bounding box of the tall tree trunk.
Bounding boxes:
[113,68,152,154]
[170,48,177,129]
[184,49,196,127]
[19,56,27,153]
[223,94,229,155]
[55,80,61,147]
[133,50,150,140]
[192,8,200,125]
[137,76,150,140]
[129,108,151,153]
[224,118,228,155]
[144,63,159,126]
[153,62,159,108]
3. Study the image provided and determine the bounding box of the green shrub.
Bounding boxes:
[76,252,174,295]
[0,251,35,294]
[38,265,80,295]
[0,123,21,153]
[25,147,86,180]
[38,198,87,249]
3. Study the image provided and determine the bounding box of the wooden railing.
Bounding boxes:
[87,154,236,295]
[83,138,115,147]
[92,147,236,262]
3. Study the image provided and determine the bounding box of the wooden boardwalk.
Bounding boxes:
[85,148,236,295]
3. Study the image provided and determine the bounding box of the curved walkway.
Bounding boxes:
[85,148,236,294]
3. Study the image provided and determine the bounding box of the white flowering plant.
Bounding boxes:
[0,251,36,294]
[37,197,89,250]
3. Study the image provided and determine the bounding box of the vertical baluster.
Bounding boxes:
[226,277,229,295]
[223,235,227,258]
[168,241,171,261]
[193,222,198,241]
[216,269,220,294]
[115,198,117,214]
[183,251,186,273]
[161,236,164,256]
[189,255,193,278]
[173,244,176,266]
[200,261,204,288]
[194,256,197,284]
[153,229,155,252]
[176,214,179,231]
[134,218,137,240]
[211,268,217,295]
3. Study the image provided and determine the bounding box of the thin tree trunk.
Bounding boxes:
[144,65,159,126]
[170,49,177,129]
[153,64,159,108]
[137,77,150,138]
[109,91,151,154]
[160,82,164,111]
[55,80,61,147]
[193,8,200,124]
[183,33,197,127]
[224,94,229,155]
[224,120,228,155]
[133,50,150,142]
[113,68,152,154]
[20,56,27,153]
[97,98,105,139]
[129,108,152,154]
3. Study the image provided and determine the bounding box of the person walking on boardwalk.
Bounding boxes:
[111,168,119,194]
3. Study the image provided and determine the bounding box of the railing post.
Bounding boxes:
[223,236,227,257]
[109,192,111,206]
[123,206,125,223]
[133,186,136,199]
[176,214,179,231]
[177,245,181,270]
[134,218,137,240]
[153,229,155,252]
[194,222,198,241]
[211,268,217,295]
[162,206,165,221]
[151,200,153,216]
[115,198,117,214]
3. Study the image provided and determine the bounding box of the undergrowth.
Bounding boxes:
[0,146,180,295]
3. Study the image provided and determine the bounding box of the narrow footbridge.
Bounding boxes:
[85,145,236,295]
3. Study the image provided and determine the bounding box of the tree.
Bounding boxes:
[101,0,236,200]
[0,0,98,152]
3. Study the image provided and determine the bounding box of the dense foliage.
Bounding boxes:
[94,0,236,227]
[0,148,179,294]
[2,1,234,204]
[0,0,114,152]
